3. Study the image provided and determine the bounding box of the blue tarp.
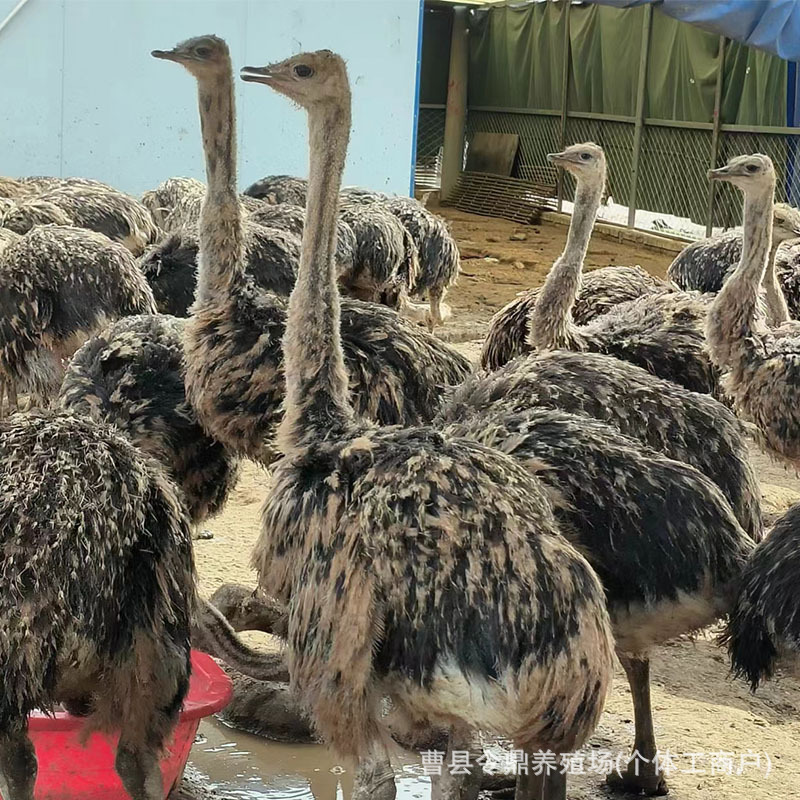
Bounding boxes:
[592,0,800,62]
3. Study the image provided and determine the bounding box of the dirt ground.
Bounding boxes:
[193,209,800,799]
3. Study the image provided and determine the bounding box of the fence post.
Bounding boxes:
[557,0,572,213]
[440,5,469,202]
[705,36,727,237]
[627,4,653,228]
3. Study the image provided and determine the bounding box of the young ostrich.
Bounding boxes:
[141,176,206,229]
[242,174,308,205]
[775,237,800,318]
[533,143,717,395]
[59,314,239,527]
[668,203,800,325]
[706,154,800,464]
[0,197,73,234]
[0,411,196,800]
[242,48,614,800]
[36,184,159,255]
[482,265,671,371]
[152,37,469,464]
[723,502,800,691]
[0,225,156,415]
[443,404,754,795]
[438,349,763,544]
[139,222,299,316]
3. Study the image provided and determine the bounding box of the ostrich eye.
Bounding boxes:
[580,152,592,161]
[746,164,759,173]
[195,46,212,58]
[294,64,314,78]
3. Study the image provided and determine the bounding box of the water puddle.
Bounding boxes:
[187,718,431,799]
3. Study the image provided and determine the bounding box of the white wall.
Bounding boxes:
[0,0,423,195]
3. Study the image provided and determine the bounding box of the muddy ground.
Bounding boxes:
[191,208,800,799]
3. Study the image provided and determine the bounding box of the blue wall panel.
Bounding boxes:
[0,0,422,196]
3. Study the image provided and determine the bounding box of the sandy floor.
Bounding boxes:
[194,210,800,799]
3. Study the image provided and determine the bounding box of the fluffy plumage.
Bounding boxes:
[0,411,195,800]
[481,265,670,371]
[141,176,206,230]
[242,174,309,205]
[533,144,716,394]
[243,50,614,799]
[0,197,73,234]
[439,349,763,543]
[668,204,800,324]
[37,184,159,255]
[139,222,299,316]
[723,502,800,690]
[59,314,239,525]
[0,225,156,408]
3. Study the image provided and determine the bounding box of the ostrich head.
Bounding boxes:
[547,142,606,187]
[240,50,349,109]
[708,154,775,196]
[772,202,800,243]
[151,34,230,77]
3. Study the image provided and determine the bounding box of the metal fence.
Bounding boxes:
[414,13,800,240]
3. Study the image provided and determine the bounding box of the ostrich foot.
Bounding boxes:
[606,764,669,796]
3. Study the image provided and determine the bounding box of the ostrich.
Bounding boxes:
[443,404,754,795]
[36,183,159,255]
[482,265,671,371]
[723,502,800,691]
[706,154,800,464]
[533,143,717,395]
[139,222,299,316]
[668,203,800,325]
[0,228,19,256]
[0,197,73,234]
[141,176,206,229]
[152,37,469,465]
[0,411,196,800]
[0,177,33,199]
[160,190,263,232]
[59,314,239,527]
[241,47,614,800]
[242,174,308,205]
[0,225,156,414]
[774,237,800,318]
[438,349,762,544]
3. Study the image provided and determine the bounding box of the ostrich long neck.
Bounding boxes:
[195,60,245,305]
[707,185,774,372]
[763,237,791,326]
[279,98,354,453]
[530,174,603,350]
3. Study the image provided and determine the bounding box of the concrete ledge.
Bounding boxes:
[540,210,688,255]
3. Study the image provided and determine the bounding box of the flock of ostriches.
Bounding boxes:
[0,35,799,800]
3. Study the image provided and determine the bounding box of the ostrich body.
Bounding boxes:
[140,223,299,317]
[159,190,263,232]
[775,238,800,318]
[443,404,754,794]
[59,314,239,526]
[241,47,614,800]
[0,225,156,414]
[533,144,717,394]
[439,349,762,543]
[706,155,800,464]
[723,501,800,690]
[0,229,19,257]
[668,204,800,325]
[141,176,206,229]
[153,38,469,465]
[0,411,195,800]
[482,265,670,371]
[0,197,73,234]
[36,184,159,255]
[245,201,358,280]
[242,174,308,205]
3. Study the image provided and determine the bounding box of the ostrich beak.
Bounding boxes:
[240,65,277,86]
[547,151,568,165]
[707,166,731,181]
[151,48,181,62]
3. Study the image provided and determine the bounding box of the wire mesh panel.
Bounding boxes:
[713,130,800,227]
[562,117,635,207]
[415,106,446,190]
[637,124,712,227]
[466,110,561,187]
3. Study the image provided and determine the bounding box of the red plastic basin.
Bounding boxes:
[4,651,233,800]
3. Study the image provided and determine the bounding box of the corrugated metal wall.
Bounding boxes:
[0,0,422,195]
